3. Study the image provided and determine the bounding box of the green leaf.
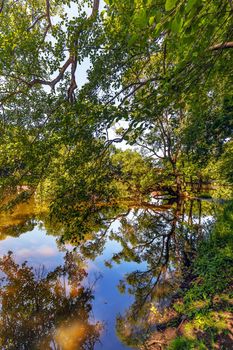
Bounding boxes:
[134,9,148,28]
[171,15,184,33]
[128,33,138,46]
[149,16,155,26]
[165,0,178,11]
[185,0,198,13]
[154,22,162,36]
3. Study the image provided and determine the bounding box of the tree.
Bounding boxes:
[0,0,232,214]
[0,0,100,102]
[80,0,233,194]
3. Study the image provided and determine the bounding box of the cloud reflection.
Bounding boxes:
[17,245,57,259]
[36,245,57,257]
[55,320,102,350]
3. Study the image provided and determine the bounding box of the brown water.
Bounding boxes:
[0,197,218,349]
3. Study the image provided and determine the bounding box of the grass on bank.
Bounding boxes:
[168,201,233,349]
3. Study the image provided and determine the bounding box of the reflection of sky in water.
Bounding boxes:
[0,222,144,349]
[0,199,217,349]
[90,241,143,349]
[0,227,64,269]
[90,256,140,350]
[90,219,145,349]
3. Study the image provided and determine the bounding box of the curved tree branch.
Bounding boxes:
[27,55,74,89]
[68,54,78,102]
[1,0,100,103]
[209,41,233,50]
[27,14,46,31]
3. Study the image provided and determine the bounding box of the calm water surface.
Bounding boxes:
[0,197,218,349]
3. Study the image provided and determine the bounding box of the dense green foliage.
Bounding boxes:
[0,2,232,348]
[0,0,232,207]
[168,201,233,349]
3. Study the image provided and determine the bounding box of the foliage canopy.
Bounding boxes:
[0,0,232,216]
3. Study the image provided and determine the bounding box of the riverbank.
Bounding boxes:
[143,201,233,350]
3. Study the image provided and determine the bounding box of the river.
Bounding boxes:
[0,196,220,349]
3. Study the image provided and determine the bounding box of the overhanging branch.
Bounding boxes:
[2,0,100,103]
[27,55,74,89]
[27,14,46,31]
[209,41,233,50]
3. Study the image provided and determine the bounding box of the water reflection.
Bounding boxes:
[108,200,215,347]
[61,197,216,348]
[0,197,44,240]
[0,196,220,349]
[0,251,102,349]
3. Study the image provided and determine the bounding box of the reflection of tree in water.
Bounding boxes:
[0,217,36,239]
[105,199,216,348]
[0,197,47,240]
[61,198,215,348]
[0,195,218,349]
[0,251,102,350]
